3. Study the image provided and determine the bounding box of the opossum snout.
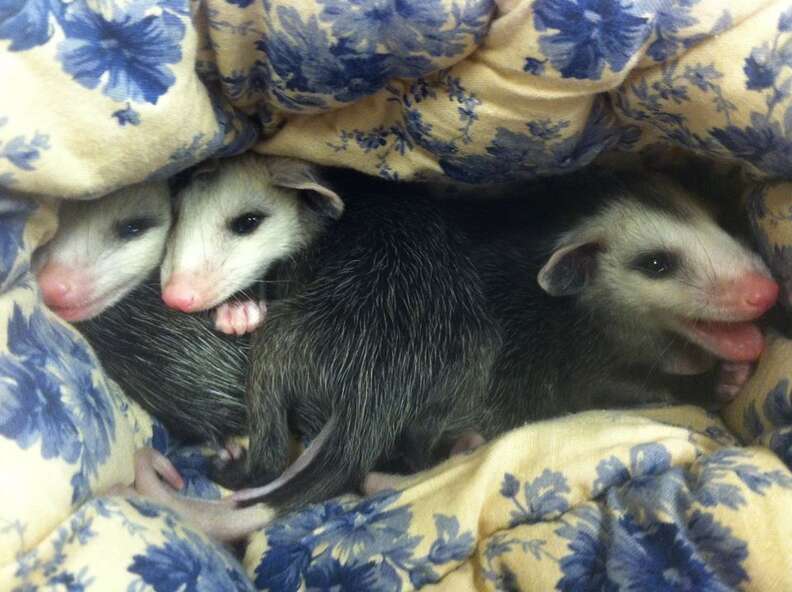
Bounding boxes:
[716,272,779,319]
[37,262,92,311]
[161,280,202,312]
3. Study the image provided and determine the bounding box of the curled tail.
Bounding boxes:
[233,413,396,514]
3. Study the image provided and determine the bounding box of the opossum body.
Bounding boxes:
[223,169,777,507]
[458,171,778,429]
[36,181,172,321]
[77,280,249,444]
[117,168,778,542]
[221,177,501,511]
[75,155,342,441]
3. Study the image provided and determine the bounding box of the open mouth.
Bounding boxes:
[49,299,111,322]
[45,278,141,322]
[677,318,764,362]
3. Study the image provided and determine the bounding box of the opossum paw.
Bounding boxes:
[210,448,254,490]
[105,483,138,497]
[216,440,245,463]
[362,471,410,496]
[715,361,754,403]
[449,431,486,456]
[214,300,267,336]
[135,447,185,493]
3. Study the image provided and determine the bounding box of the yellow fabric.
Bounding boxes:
[3,0,792,589]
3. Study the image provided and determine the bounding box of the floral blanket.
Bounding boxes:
[3,0,792,590]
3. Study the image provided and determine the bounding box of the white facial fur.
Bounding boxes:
[537,173,777,355]
[575,186,770,330]
[160,154,317,311]
[37,181,172,320]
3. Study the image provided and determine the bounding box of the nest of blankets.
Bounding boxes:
[2,0,792,590]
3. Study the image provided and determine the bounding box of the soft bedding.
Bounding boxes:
[3,0,792,590]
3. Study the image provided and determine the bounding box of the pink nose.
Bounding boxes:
[37,263,90,309]
[737,272,779,315]
[162,282,200,312]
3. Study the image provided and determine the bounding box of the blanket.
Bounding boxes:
[2,0,792,590]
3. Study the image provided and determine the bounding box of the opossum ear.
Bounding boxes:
[267,157,344,220]
[538,242,600,296]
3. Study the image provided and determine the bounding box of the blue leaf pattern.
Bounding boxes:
[0,118,51,185]
[500,469,571,526]
[440,96,640,182]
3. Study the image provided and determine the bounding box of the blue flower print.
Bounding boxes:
[643,0,697,62]
[318,0,493,58]
[592,442,672,497]
[440,96,635,182]
[0,117,51,179]
[0,0,63,51]
[780,7,792,32]
[762,378,792,427]
[256,490,474,591]
[0,196,35,289]
[314,491,421,561]
[744,44,778,91]
[304,557,379,590]
[609,511,748,591]
[757,378,792,467]
[556,506,618,592]
[557,506,749,591]
[710,113,792,178]
[112,104,141,126]
[0,132,50,171]
[262,6,435,106]
[254,501,343,592]
[0,305,115,503]
[167,447,222,500]
[533,0,650,80]
[523,56,546,75]
[0,353,82,462]
[427,514,475,564]
[500,469,571,526]
[57,1,185,105]
[128,528,253,592]
[770,428,792,468]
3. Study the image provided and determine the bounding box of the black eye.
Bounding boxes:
[115,217,157,241]
[229,212,266,235]
[631,251,679,278]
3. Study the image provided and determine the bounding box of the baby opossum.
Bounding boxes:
[119,166,778,543]
[160,153,343,335]
[76,155,344,442]
[36,181,172,321]
[456,172,778,427]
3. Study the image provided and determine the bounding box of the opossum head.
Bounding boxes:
[36,181,172,322]
[160,153,343,313]
[538,174,778,369]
